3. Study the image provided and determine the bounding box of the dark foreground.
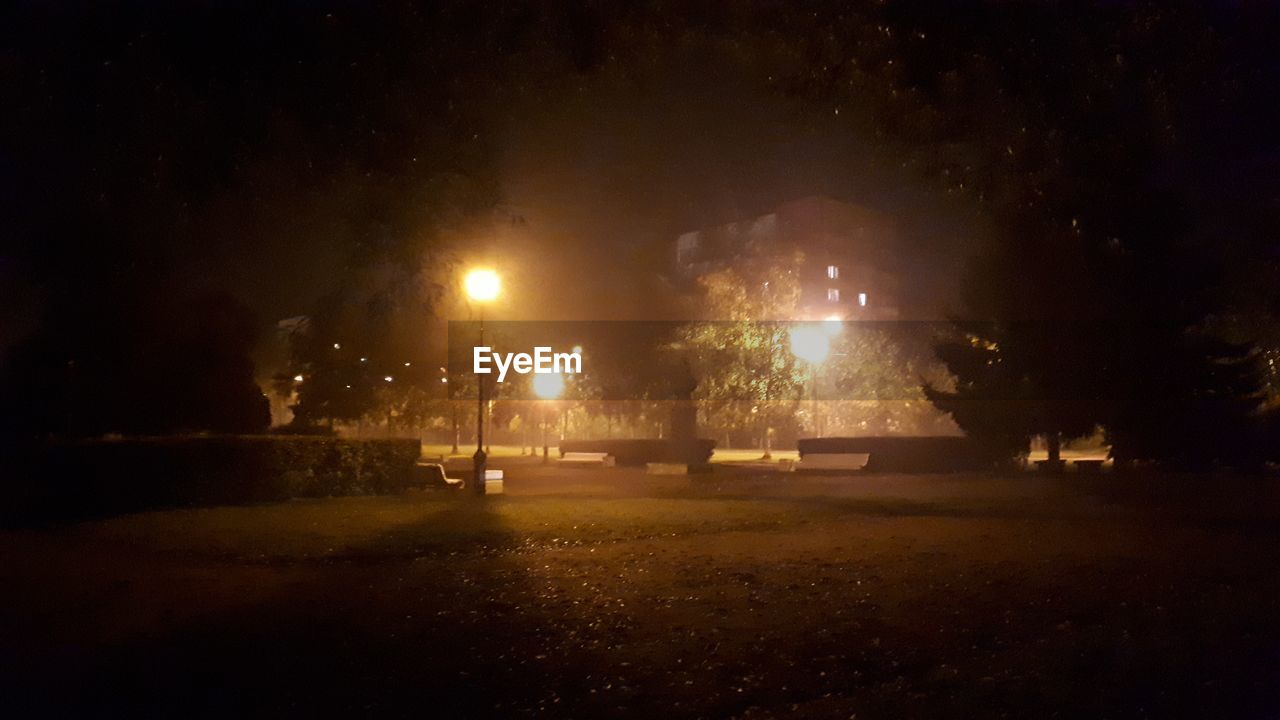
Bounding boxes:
[3,466,1280,718]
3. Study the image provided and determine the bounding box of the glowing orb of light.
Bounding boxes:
[532,372,565,400]
[789,325,831,365]
[464,268,501,303]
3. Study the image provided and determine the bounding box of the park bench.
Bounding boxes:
[1073,459,1105,474]
[797,453,870,472]
[416,462,464,489]
[1034,459,1067,474]
[558,451,616,468]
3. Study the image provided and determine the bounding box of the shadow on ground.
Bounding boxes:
[7,496,596,716]
[5,471,1280,717]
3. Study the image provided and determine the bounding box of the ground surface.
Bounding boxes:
[4,463,1280,718]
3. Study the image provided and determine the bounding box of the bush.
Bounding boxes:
[559,439,716,466]
[7,435,421,521]
[797,436,1000,473]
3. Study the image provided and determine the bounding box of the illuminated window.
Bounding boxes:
[827,265,840,279]
[827,288,840,302]
[858,292,868,307]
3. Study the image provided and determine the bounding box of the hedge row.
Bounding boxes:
[559,438,716,466]
[8,436,422,520]
[797,436,994,473]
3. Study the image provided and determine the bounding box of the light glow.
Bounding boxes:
[789,325,830,365]
[532,372,566,400]
[464,268,501,302]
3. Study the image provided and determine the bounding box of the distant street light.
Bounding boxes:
[790,325,831,437]
[533,372,566,400]
[789,325,830,365]
[465,268,501,494]
[533,372,565,463]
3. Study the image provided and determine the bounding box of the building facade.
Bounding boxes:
[674,196,901,320]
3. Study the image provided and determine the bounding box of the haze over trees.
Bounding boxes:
[679,258,955,449]
[2,2,1277,460]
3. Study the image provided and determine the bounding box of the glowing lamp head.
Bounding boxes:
[822,314,843,337]
[464,268,501,303]
[532,372,565,400]
[789,325,831,365]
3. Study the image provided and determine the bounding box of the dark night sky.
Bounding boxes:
[3,1,1278,362]
[2,3,973,328]
[493,44,975,320]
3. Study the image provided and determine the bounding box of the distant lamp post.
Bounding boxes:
[533,372,565,463]
[465,268,501,494]
[823,314,843,337]
[790,325,831,437]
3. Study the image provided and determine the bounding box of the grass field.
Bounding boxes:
[3,466,1279,717]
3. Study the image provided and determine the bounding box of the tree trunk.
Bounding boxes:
[1047,432,1061,463]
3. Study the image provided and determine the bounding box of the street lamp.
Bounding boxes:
[533,372,565,463]
[465,268,501,495]
[464,268,500,302]
[790,325,830,437]
[789,325,830,365]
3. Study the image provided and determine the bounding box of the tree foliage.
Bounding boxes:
[751,1,1276,465]
[678,261,806,446]
[681,259,958,443]
[3,291,269,438]
[827,324,957,437]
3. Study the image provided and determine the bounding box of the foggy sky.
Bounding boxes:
[3,3,979,337]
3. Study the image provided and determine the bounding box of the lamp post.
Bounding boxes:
[532,372,565,463]
[790,324,831,437]
[464,268,500,495]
